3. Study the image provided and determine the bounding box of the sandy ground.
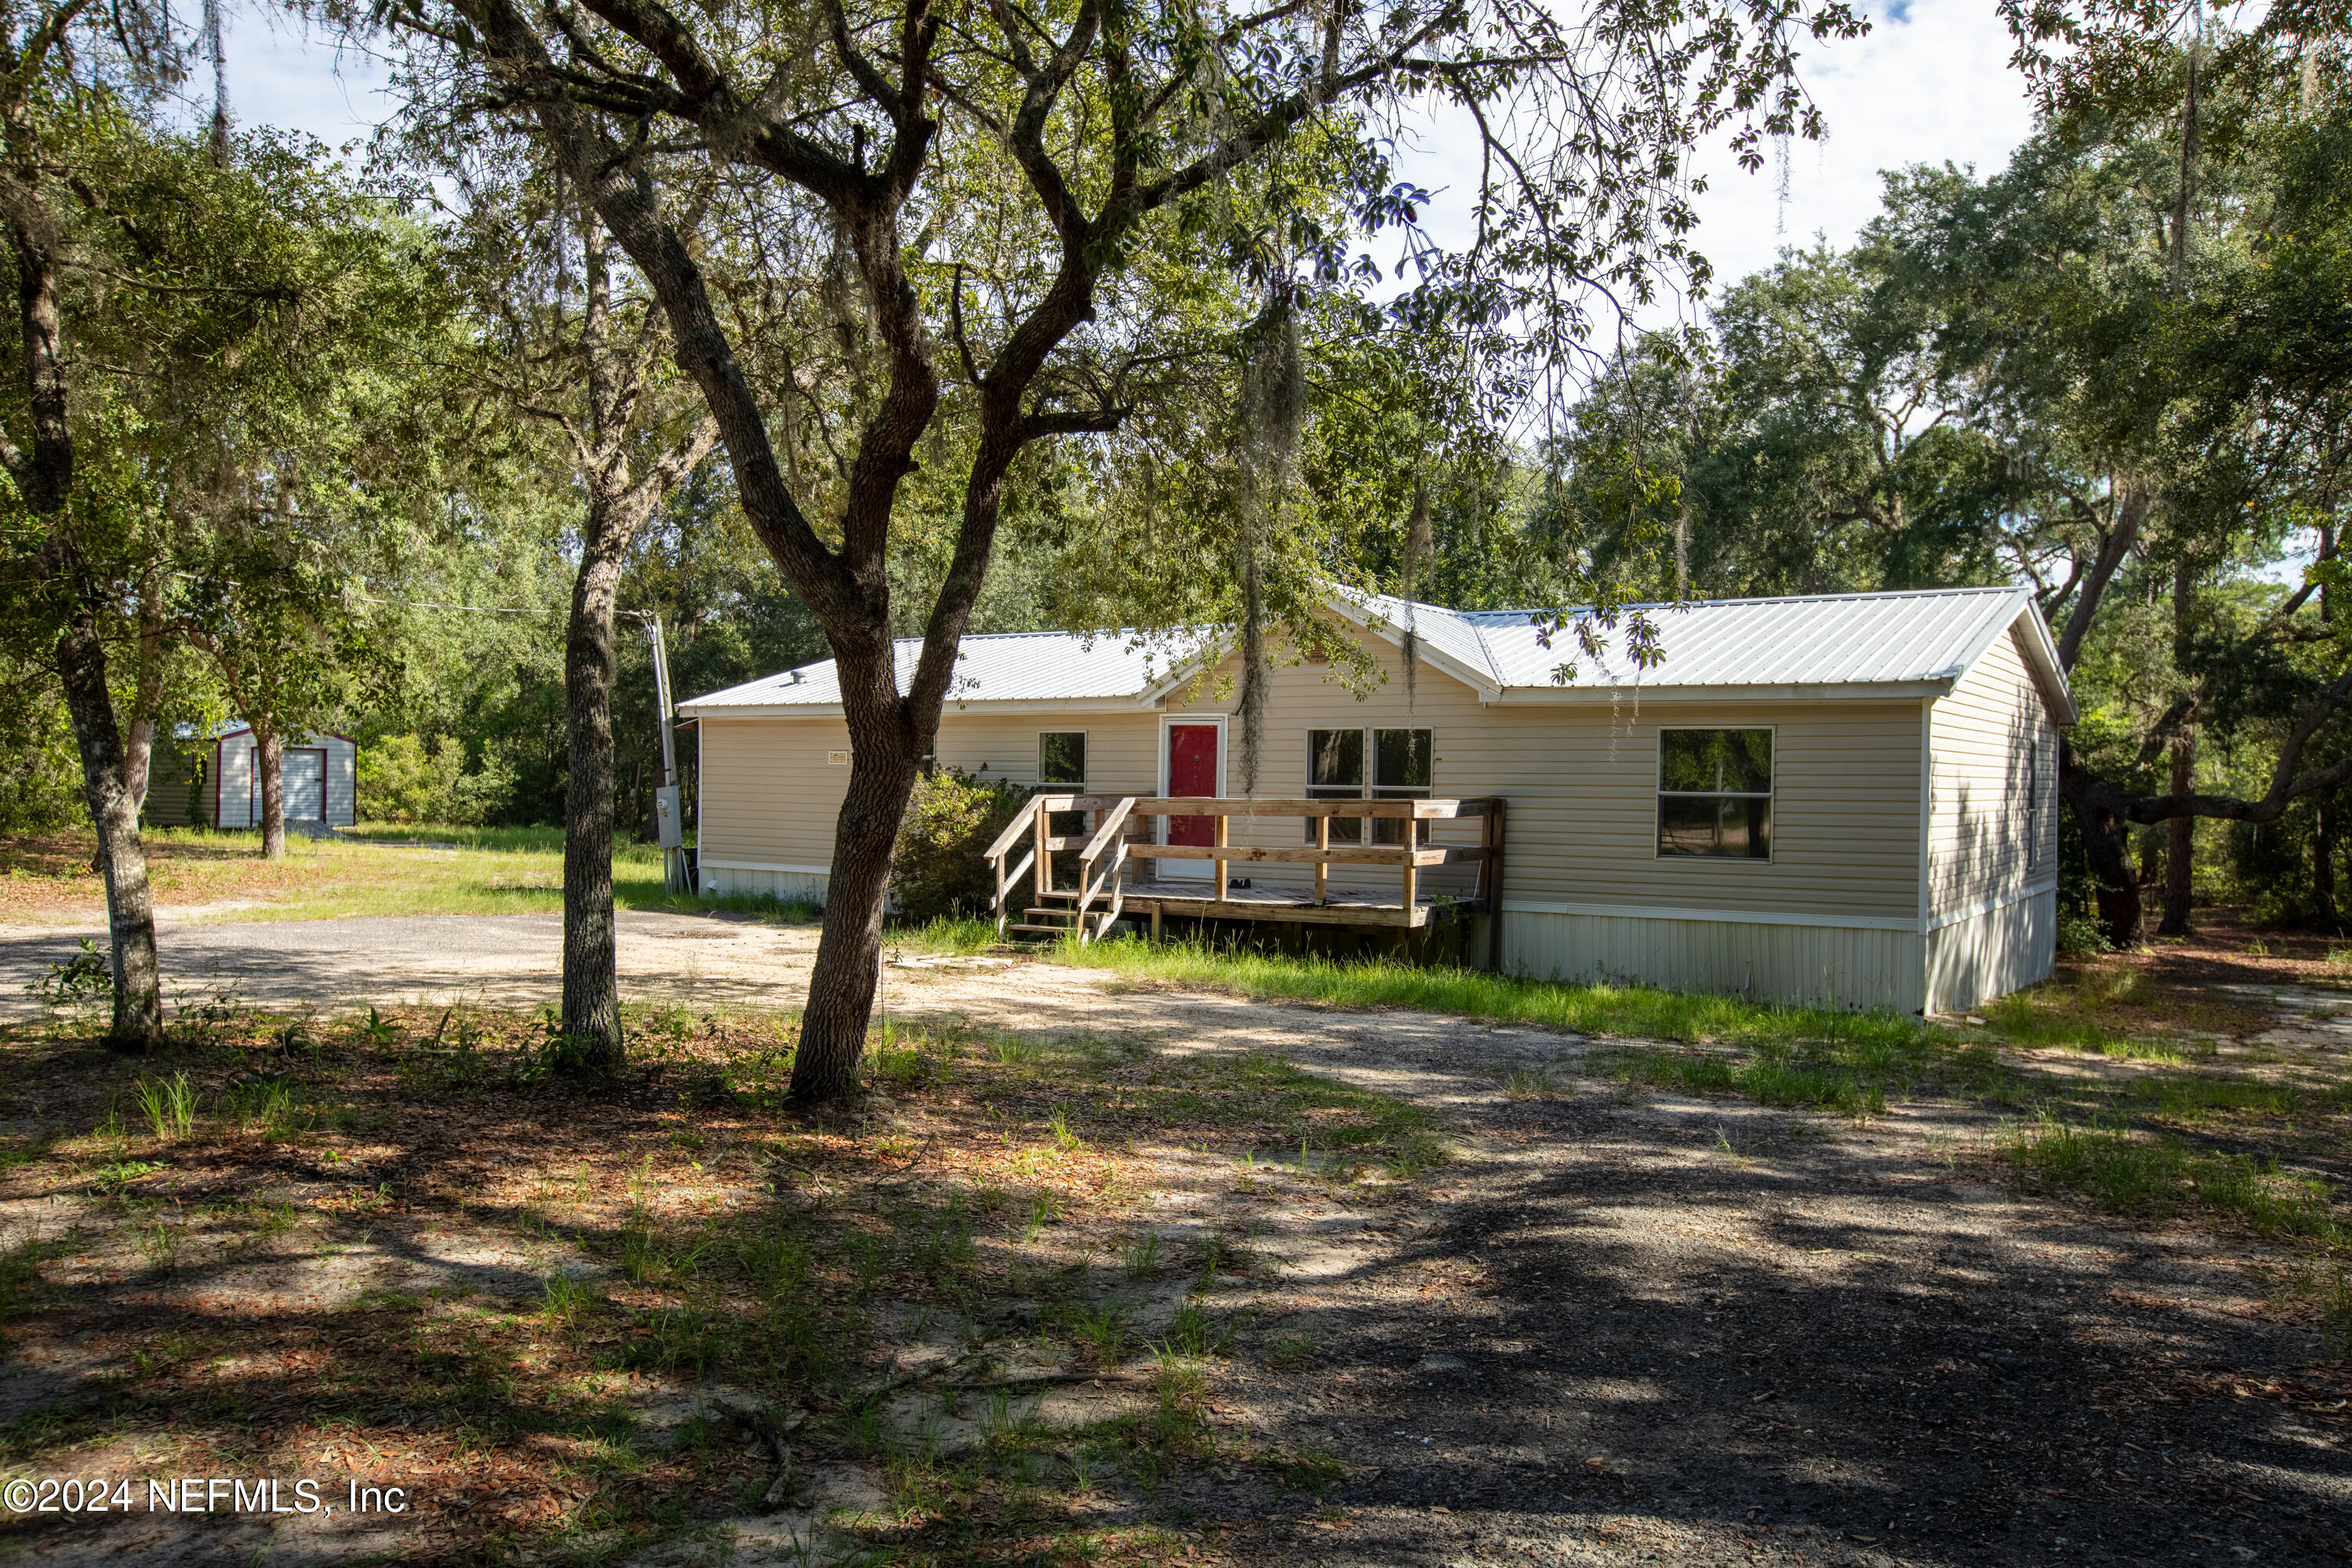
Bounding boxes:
[0,909,829,1020]
[0,914,2345,1566]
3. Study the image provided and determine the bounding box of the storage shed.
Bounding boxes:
[142,727,358,830]
[679,586,2078,1014]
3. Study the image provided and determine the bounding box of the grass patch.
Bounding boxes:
[0,825,828,927]
[1592,1036,2015,1120]
[2002,1112,2345,1250]
[0,996,1425,1560]
[887,915,1005,953]
[1991,966,2267,1052]
[1057,935,2037,1121]
[1062,935,1950,1052]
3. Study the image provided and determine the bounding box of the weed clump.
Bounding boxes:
[2002,1112,2344,1250]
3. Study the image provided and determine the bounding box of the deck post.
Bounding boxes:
[1314,815,1329,905]
[1214,813,1229,902]
[1034,804,1051,902]
[1486,798,1507,972]
[1150,902,1162,942]
[1401,846,1416,918]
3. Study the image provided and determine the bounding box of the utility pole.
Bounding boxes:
[646,612,688,894]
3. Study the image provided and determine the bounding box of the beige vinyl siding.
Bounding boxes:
[1166,622,1925,924]
[696,716,857,874]
[694,710,1163,880]
[1163,637,1490,901]
[1927,626,2058,925]
[930,713,1160,794]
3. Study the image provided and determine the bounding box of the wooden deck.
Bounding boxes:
[1082,877,1476,927]
[983,793,1507,963]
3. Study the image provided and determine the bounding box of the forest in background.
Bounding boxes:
[3,4,2347,971]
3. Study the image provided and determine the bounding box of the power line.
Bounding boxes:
[350,593,561,615]
[168,570,561,616]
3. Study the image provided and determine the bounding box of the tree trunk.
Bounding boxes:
[2318,794,2339,931]
[2061,743,2142,948]
[125,573,165,819]
[5,136,163,1045]
[793,733,921,1101]
[125,720,154,821]
[508,71,1083,1103]
[2156,561,2197,935]
[2320,521,2338,931]
[561,533,629,1073]
[256,724,286,860]
[56,613,165,1047]
[2158,731,2195,935]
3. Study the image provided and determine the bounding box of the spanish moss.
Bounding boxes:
[1235,285,1303,795]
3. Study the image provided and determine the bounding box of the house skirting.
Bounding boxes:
[699,859,830,905]
[1497,906,1929,1012]
[1923,887,2055,1014]
[1496,888,2056,1014]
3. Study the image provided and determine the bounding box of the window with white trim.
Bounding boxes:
[1371,728,1433,845]
[1306,728,1367,843]
[1657,728,1773,859]
[1038,731,1087,788]
[1040,731,1087,835]
[2024,739,2043,870]
[1303,728,1434,844]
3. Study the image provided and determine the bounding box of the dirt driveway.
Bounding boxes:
[1,914,2345,1566]
[0,909,821,1020]
[873,960,2350,1567]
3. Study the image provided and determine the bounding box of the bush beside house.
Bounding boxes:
[889,768,1032,922]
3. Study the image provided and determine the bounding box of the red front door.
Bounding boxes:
[1167,724,1218,847]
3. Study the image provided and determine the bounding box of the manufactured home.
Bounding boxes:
[678,586,2077,1014]
[143,727,358,831]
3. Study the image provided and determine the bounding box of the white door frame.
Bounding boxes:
[1156,713,1227,880]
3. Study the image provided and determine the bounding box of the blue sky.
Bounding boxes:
[213,0,2038,316]
[216,0,2042,300]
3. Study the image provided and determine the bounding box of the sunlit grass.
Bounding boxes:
[886,915,1004,953]
[1057,933,1955,1049]
[1048,934,2035,1119]
[2002,1111,2345,1251]
[1990,966,2263,1055]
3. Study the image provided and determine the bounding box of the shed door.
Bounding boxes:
[283,750,327,821]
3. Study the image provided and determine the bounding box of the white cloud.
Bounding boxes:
[209,1,2036,336]
[1387,0,2038,343]
[216,13,394,153]
[1685,0,2038,291]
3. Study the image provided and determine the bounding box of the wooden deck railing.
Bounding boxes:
[986,794,1506,942]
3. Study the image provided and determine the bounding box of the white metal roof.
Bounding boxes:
[679,629,1207,716]
[681,585,2076,723]
[1472,585,2057,693]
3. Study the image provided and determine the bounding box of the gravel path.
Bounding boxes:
[877,967,2352,1568]
[0,910,821,1019]
[2,914,2343,1566]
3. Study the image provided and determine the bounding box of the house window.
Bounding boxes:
[1307,728,1366,843]
[1657,728,1773,859]
[1303,728,1435,844]
[1039,731,1087,835]
[2025,740,2042,870]
[1039,732,1087,789]
[1372,728,1433,844]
